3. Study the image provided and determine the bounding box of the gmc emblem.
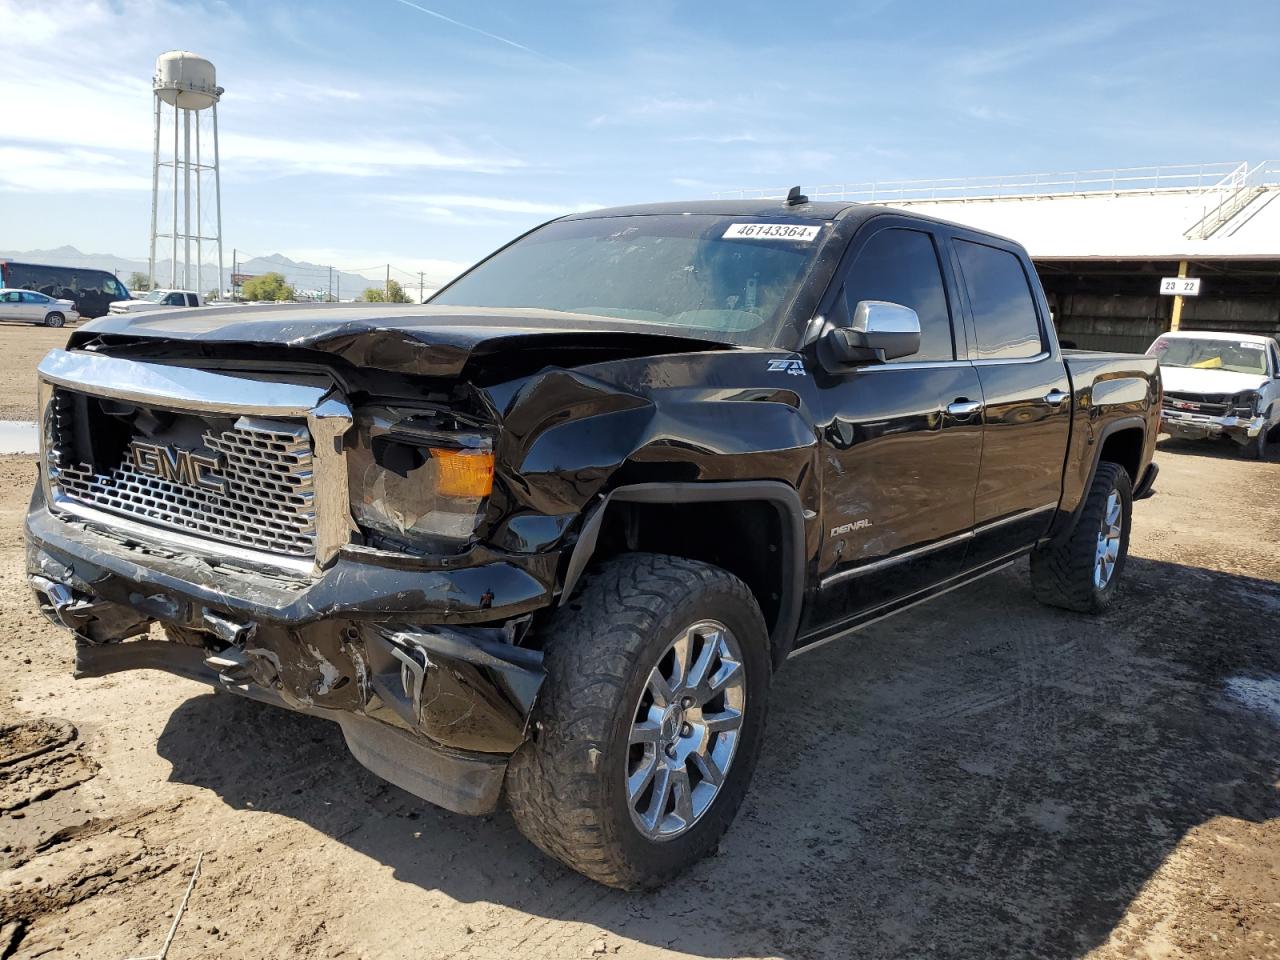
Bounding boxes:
[129,440,226,493]
[1170,400,1196,410]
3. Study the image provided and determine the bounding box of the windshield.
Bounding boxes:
[1147,336,1268,375]
[430,214,831,346]
[142,290,168,302]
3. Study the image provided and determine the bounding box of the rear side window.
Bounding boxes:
[843,227,954,362]
[185,294,198,306]
[955,240,1044,360]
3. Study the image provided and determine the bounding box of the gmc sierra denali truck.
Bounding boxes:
[26,199,1160,889]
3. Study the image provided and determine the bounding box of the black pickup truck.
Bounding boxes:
[26,199,1160,889]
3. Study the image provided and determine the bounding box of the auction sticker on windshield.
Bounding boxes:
[723,223,822,241]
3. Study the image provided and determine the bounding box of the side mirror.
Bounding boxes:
[824,300,922,365]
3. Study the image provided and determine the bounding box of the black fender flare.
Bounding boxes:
[558,481,807,666]
[1048,415,1149,548]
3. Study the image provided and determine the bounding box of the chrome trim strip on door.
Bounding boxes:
[795,556,1024,658]
[819,501,1058,589]
[820,529,974,588]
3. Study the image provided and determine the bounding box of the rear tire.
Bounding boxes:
[44,312,65,328]
[1030,462,1132,614]
[506,553,771,890]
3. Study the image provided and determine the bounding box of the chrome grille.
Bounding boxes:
[1163,391,1230,415]
[50,401,317,559]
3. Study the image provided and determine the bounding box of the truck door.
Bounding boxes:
[805,221,984,634]
[951,236,1072,565]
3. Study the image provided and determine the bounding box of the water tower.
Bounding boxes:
[147,51,224,296]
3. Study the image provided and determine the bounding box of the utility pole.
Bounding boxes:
[232,248,237,300]
[1169,259,1189,331]
[419,271,424,303]
[328,266,333,303]
[385,264,390,301]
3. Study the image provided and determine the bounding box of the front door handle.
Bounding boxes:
[1043,389,1069,406]
[946,399,984,416]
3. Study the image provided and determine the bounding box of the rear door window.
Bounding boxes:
[955,240,1044,360]
[843,227,955,362]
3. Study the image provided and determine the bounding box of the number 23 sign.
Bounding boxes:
[1160,277,1201,296]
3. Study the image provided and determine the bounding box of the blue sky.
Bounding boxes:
[3,0,1279,284]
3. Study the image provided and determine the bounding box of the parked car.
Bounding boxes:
[0,262,129,319]
[1148,330,1280,459]
[0,288,79,327]
[108,289,204,315]
[26,199,1160,890]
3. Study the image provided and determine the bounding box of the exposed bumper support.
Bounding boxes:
[72,639,509,815]
[27,499,548,816]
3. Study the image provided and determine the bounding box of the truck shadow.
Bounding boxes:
[156,558,1280,959]
[1156,435,1278,462]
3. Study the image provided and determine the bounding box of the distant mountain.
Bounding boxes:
[0,246,429,301]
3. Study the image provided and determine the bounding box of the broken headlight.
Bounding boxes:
[346,407,494,553]
[1230,390,1261,417]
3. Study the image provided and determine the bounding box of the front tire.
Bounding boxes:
[44,312,65,328]
[1242,428,1268,460]
[506,553,770,890]
[1030,461,1132,613]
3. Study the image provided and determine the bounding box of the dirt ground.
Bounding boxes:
[0,327,1277,959]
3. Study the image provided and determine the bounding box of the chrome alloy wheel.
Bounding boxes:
[1094,490,1123,589]
[625,620,746,842]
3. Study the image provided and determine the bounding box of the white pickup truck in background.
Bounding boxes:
[108,289,204,315]
[1149,330,1280,459]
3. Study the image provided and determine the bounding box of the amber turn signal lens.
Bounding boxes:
[430,447,494,498]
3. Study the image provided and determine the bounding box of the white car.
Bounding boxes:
[1148,330,1280,459]
[108,289,203,315]
[0,288,79,327]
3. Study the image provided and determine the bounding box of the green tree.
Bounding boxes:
[240,272,295,302]
[128,271,151,292]
[361,280,411,303]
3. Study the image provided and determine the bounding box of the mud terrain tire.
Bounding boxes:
[506,553,770,889]
[1030,461,1132,614]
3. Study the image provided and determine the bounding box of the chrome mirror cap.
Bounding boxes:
[825,300,922,365]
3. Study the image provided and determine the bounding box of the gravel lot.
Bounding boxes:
[1,327,1277,959]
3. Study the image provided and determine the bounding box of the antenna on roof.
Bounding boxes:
[785,185,808,206]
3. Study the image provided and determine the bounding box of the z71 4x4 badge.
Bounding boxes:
[767,357,805,376]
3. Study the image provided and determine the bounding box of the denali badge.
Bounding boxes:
[129,441,226,493]
[831,518,873,536]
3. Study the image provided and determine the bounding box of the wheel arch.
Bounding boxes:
[559,481,807,668]
[1049,415,1147,548]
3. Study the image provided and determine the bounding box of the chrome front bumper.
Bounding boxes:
[1160,409,1266,441]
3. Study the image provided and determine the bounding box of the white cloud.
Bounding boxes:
[0,147,151,193]
[388,194,599,215]
[0,0,522,181]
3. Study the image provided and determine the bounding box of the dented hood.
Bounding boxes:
[73,303,734,377]
[1159,365,1267,396]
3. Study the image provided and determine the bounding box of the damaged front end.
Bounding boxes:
[26,346,552,816]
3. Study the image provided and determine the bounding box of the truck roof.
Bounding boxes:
[563,199,1025,248]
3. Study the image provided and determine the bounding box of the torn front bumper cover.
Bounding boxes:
[25,497,546,817]
[1160,410,1267,443]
